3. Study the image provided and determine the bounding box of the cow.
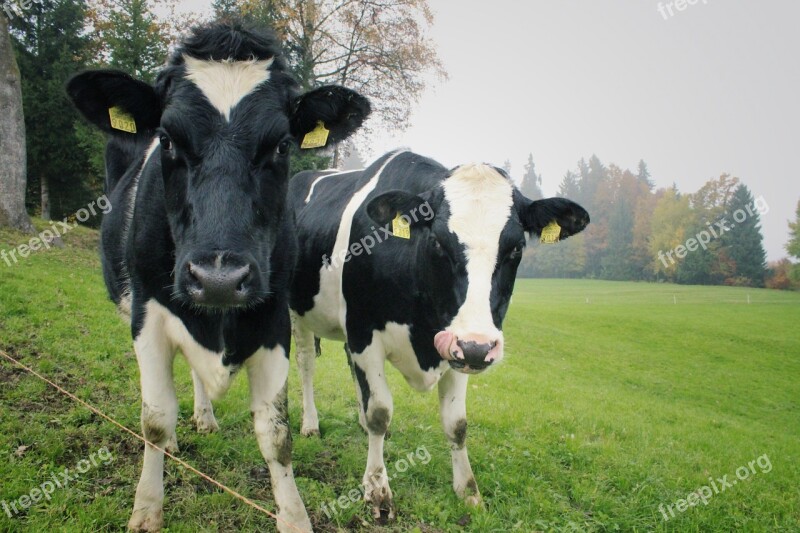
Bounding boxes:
[288,150,589,519]
[66,23,370,532]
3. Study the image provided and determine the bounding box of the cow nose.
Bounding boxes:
[455,339,498,369]
[186,261,251,307]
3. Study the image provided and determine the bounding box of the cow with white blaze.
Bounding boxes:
[67,23,369,532]
[289,150,589,519]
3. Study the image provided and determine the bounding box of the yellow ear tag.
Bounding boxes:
[108,106,137,133]
[300,121,330,149]
[540,221,561,244]
[392,213,411,239]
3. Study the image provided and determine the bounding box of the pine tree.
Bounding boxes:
[785,199,800,282]
[519,153,543,200]
[722,184,767,286]
[637,159,654,190]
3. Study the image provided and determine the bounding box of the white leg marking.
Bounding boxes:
[352,340,395,520]
[190,369,219,434]
[129,302,178,532]
[246,346,312,532]
[438,368,481,506]
[291,312,320,437]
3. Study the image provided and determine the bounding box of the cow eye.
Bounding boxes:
[159,134,173,151]
[509,243,524,259]
[276,140,290,156]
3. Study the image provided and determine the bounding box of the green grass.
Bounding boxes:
[1,222,799,532]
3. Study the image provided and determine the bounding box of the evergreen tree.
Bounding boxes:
[787,200,800,283]
[519,153,543,200]
[601,196,635,280]
[637,159,654,190]
[722,184,766,286]
[12,0,96,220]
[94,0,168,83]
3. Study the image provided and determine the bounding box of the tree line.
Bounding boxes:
[517,153,800,289]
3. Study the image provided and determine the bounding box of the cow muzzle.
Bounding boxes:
[433,331,503,374]
[179,252,261,308]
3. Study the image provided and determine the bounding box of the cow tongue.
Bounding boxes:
[434,331,455,360]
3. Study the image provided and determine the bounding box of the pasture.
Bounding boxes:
[1,223,798,532]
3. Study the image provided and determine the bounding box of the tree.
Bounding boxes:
[519,153,543,200]
[649,187,693,281]
[340,141,366,170]
[12,0,96,221]
[720,184,766,286]
[89,0,180,83]
[787,200,800,283]
[637,159,654,190]
[0,12,34,232]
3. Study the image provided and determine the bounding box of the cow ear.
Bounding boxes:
[66,70,161,138]
[519,195,590,239]
[290,85,370,148]
[366,189,438,229]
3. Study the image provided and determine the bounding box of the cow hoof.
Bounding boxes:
[127,507,163,532]
[300,425,320,437]
[364,480,395,523]
[276,507,313,533]
[164,432,179,454]
[464,494,483,507]
[191,412,220,434]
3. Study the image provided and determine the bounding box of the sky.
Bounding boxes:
[177,1,799,260]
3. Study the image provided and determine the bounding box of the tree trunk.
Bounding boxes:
[40,175,50,220]
[0,13,34,232]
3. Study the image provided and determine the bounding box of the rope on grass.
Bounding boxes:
[0,348,307,533]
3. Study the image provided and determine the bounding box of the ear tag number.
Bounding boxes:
[540,221,561,244]
[392,213,411,239]
[301,121,330,149]
[108,106,137,133]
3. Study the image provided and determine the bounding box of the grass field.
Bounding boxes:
[1,222,799,532]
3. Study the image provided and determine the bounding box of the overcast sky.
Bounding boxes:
[180,1,799,260]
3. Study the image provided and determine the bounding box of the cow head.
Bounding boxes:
[67,23,370,309]
[367,164,589,374]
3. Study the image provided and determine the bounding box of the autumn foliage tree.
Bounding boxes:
[216,0,445,166]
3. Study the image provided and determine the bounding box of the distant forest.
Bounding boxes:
[513,154,784,288]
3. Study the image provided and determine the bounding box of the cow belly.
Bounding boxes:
[381,322,449,392]
[300,263,347,341]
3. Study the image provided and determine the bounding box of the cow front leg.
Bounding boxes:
[246,346,312,533]
[351,346,395,520]
[438,369,481,506]
[128,314,178,532]
[190,369,219,434]
[291,312,319,436]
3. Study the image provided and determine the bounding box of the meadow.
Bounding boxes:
[1,222,798,532]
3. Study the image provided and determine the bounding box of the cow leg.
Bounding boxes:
[291,312,320,437]
[345,344,369,433]
[190,369,219,434]
[246,346,312,532]
[351,346,395,520]
[128,316,178,532]
[438,369,481,506]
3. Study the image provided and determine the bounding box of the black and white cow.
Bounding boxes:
[289,150,589,519]
[67,23,369,532]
